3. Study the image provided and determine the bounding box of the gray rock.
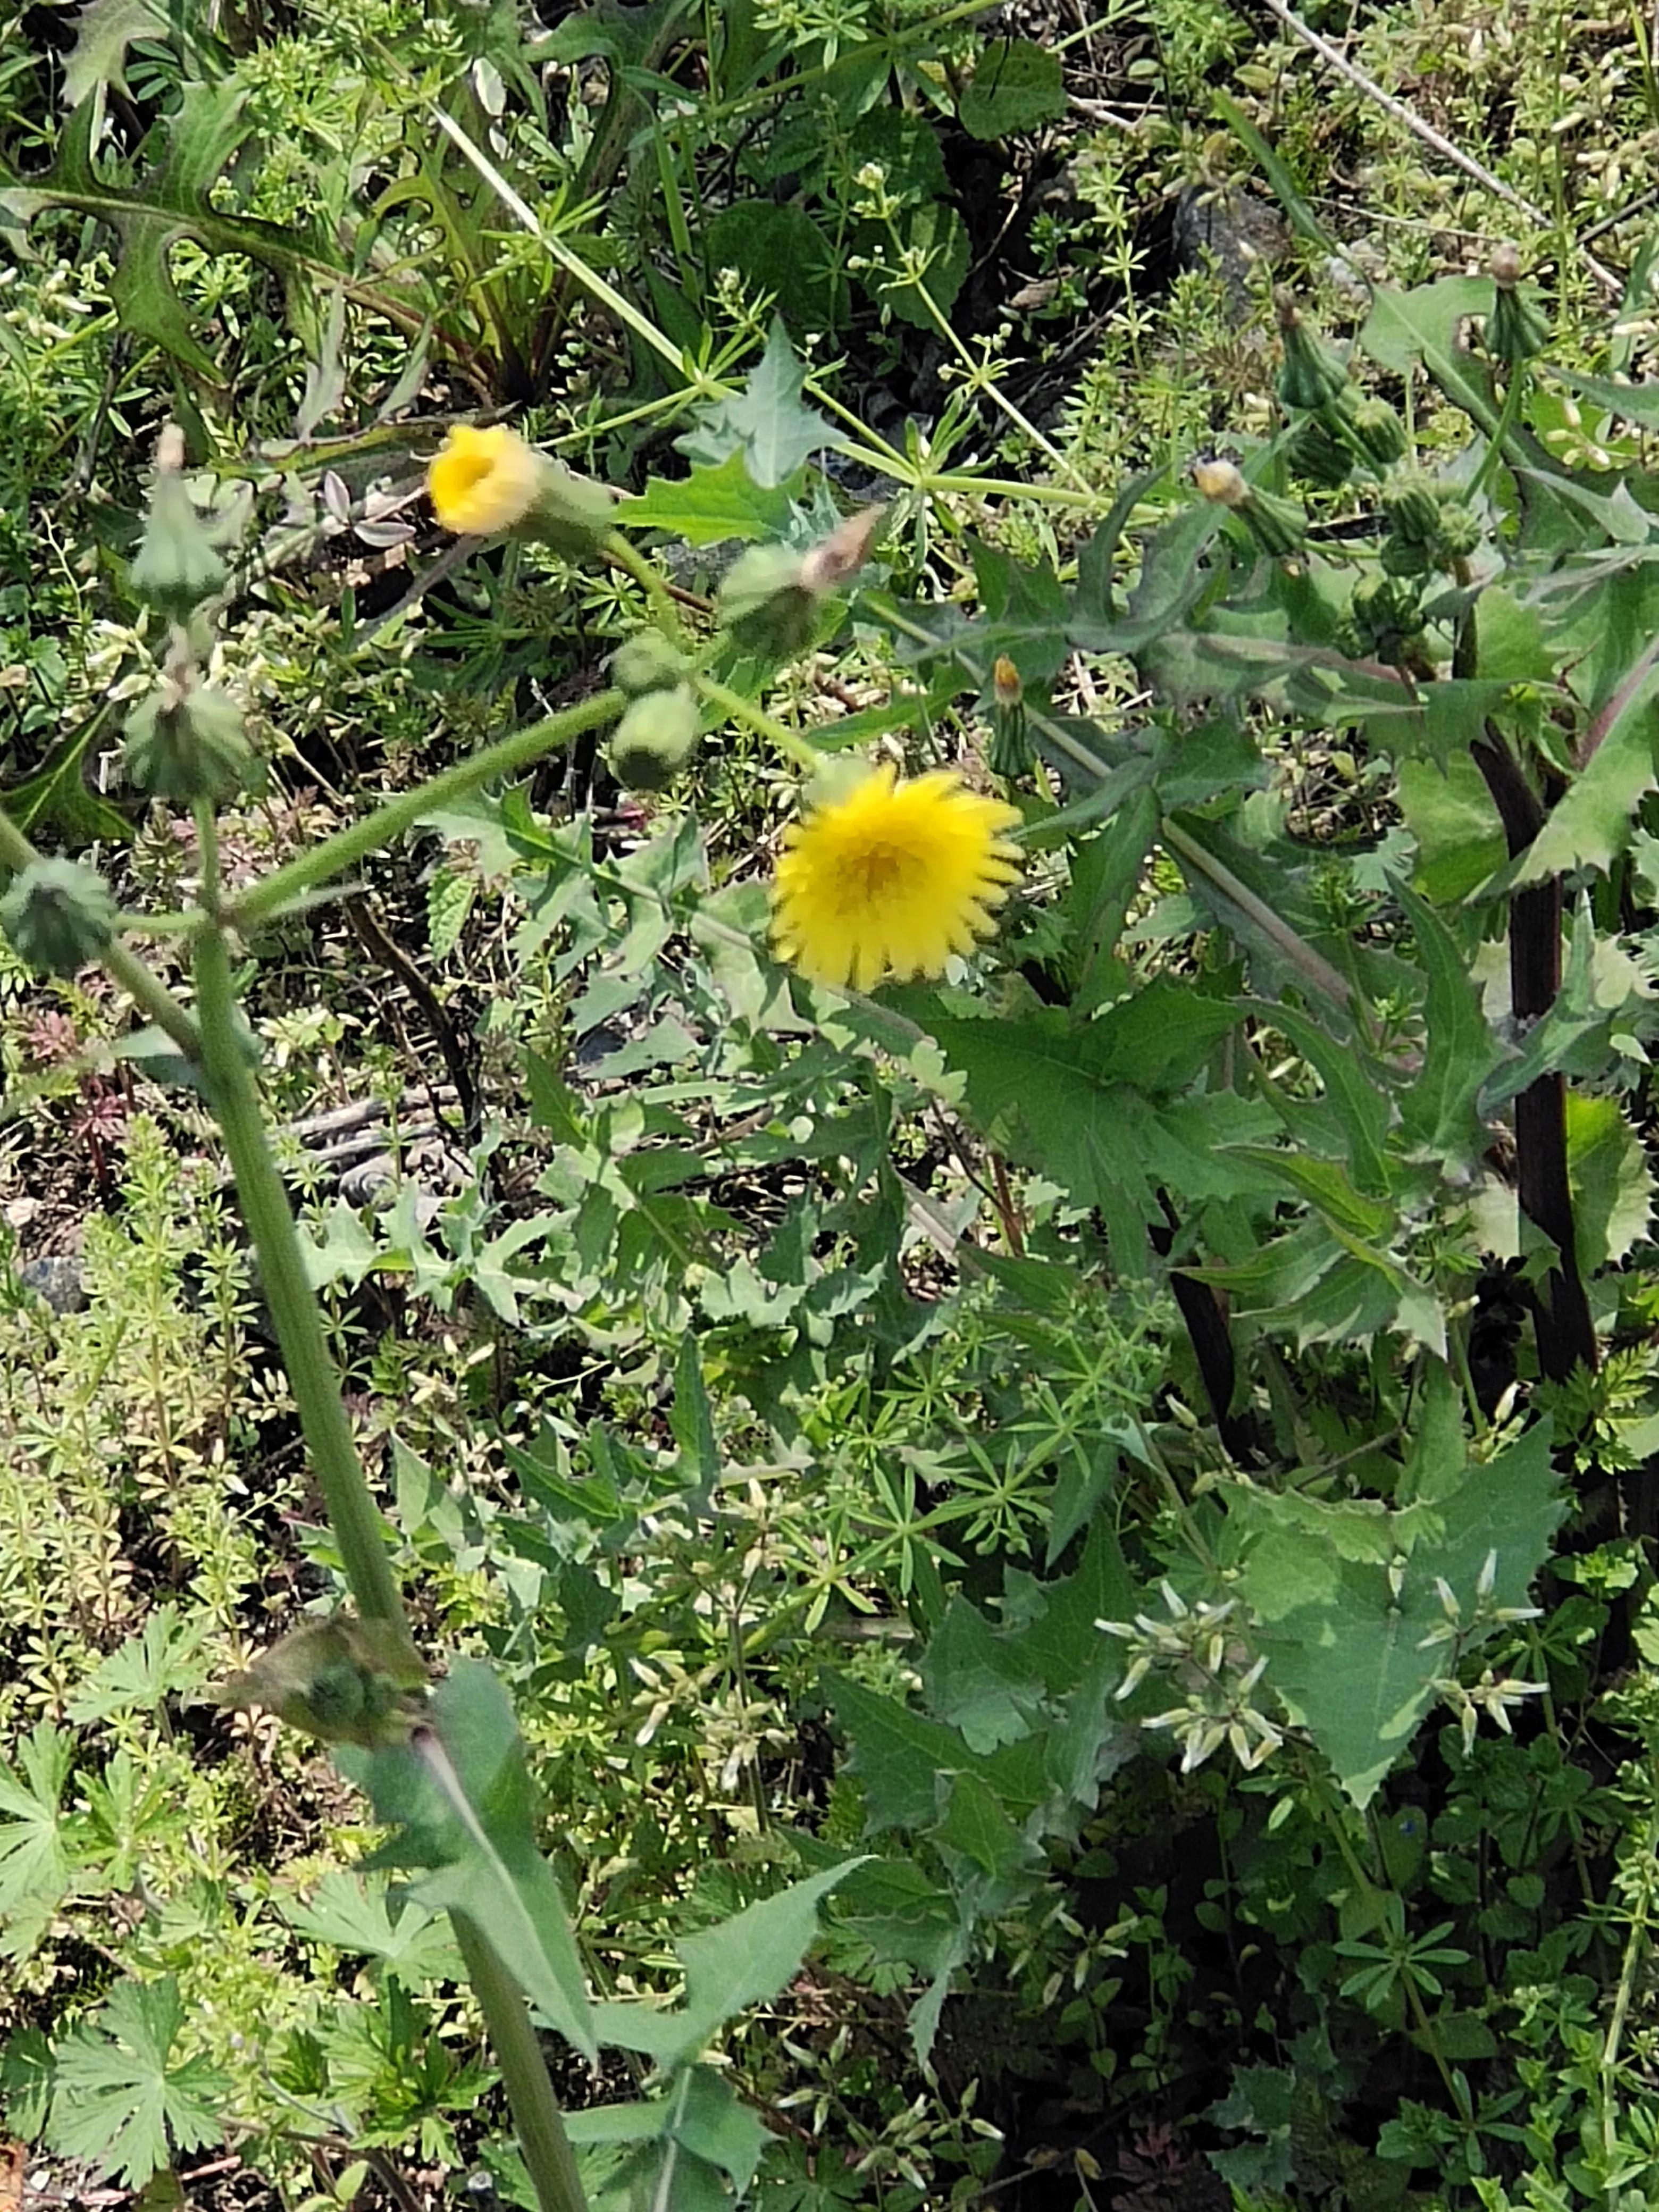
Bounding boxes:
[1171,185,1287,306]
[19,1254,89,1315]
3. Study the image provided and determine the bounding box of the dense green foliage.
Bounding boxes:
[11,1,1659,2209]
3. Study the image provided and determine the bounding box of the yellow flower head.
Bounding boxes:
[772,763,1022,992]
[428,425,544,536]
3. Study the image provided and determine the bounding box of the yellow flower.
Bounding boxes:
[428,425,544,535]
[772,763,1022,992]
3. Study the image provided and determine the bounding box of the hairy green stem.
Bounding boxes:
[695,674,824,774]
[192,924,410,1638]
[454,1915,590,2212]
[0,803,202,1060]
[229,689,624,931]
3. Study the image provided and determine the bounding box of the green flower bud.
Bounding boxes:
[1380,468,1445,546]
[220,1616,425,1749]
[523,462,619,560]
[717,544,818,661]
[1342,392,1408,468]
[1488,242,1550,367]
[610,629,689,698]
[1350,570,1425,658]
[1,858,116,978]
[129,433,229,624]
[1435,501,1482,560]
[124,683,252,805]
[608,683,700,792]
[1275,290,1351,414]
[1283,413,1352,490]
[1379,533,1432,577]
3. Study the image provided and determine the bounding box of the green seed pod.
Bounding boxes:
[610,629,689,698]
[130,458,229,624]
[1,858,116,978]
[1434,501,1482,560]
[1380,468,1445,547]
[1275,290,1351,414]
[1488,242,1550,367]
[1238,483,1307,559]
[717,544,818,661]
[1379,533,1431,577]
[219,1616,425,1749]
[521,462,619,560]
[1283,413,1353,490]
[1350,571,1425,658]
[124,684,252,805]
[609,683,700,792]
[1342,392,1408,469]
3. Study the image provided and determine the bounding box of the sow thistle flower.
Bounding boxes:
[427,424,615,555]
[771,761,1022,991]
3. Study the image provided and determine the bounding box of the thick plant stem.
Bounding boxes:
[192,924,411,1639]
[230,689,624,932]
[454,1914,590,2212]
[0,803,201,1059]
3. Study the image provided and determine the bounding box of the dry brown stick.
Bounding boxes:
[1261,0,1622,298]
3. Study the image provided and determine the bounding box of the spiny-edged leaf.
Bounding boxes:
[1397,750,1507,903]
[1360,278,1506,443]
[677,320,841,485]
[1567,1091,1655,1273]
[0,1724,79,1962]
[426,866,476,960]
[63,0,170,105]
[920,1598,1046,1754]
[1397,887,1502,1166]
[1478,904,1602,1115]
[1238,1422,1563,1806]
[958,38,1066,138]
[282,1869,463,1982]
[618,449,802,544]
[935,1770,1040,1883]
[592,1863,864,2066]
[300,1200,381,1293]
[669,1332,719,1493]
[47,1976,229,2188]
[1513,700,1659,885]
[830,1675,976,1833]
[350,1661,596,2058]
[1253,1000,1392,1194]
[1003,1518,1137,1694]
[1068,493,1222,655]
[417,787,523,879]
[1227,1149,1395,1242]
[0,89,408,386]
[967,537,1071,685]
[2,713,130,847]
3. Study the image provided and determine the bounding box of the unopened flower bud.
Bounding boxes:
[1342,392,1409,468]
[129,426,229,623]
[125,682,252,805]
[717,544,818,660]
[1283,413,1352,490]
[610,629,689,698]
[608,683,700,792]
[1275,290,1351,413]
[1435,501,1481,560]
[1380,468,1445,546]
[1,857,116,977]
